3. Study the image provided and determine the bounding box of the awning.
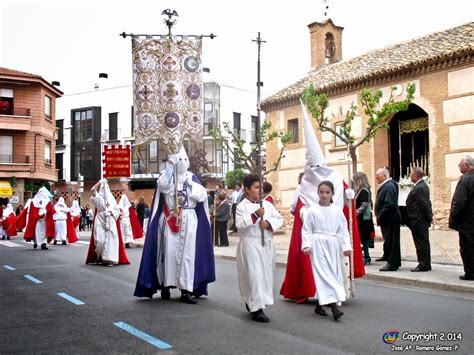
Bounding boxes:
[0,180,13,198]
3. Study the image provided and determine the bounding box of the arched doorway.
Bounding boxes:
[389,104,429,181]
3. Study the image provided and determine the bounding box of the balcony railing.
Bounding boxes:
[0,107,31,117]
[0,155,30,164]
[233,128,247,141]
[250,130,257,143]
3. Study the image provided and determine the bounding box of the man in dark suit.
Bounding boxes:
[449,155,474,281]
[406,167,433,272]
[374,168,401,271]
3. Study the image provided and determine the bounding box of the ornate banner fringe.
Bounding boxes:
[400,117,428,134]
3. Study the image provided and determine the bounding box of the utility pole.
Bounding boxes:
[252,32,266,247]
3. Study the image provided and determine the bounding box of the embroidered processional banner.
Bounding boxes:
[132,37,203,154]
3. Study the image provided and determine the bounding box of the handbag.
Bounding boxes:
[362,188,373,221]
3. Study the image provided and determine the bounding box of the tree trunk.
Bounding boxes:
[349,146,358,182]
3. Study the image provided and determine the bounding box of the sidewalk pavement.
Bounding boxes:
[131,226,472,294]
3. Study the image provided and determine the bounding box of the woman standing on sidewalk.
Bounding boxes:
[353,172,375,265]
[214,192,230,247]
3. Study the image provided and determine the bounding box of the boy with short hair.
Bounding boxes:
[236,174,283,323]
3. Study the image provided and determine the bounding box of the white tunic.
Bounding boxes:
[236,199,283,312]
[34,206,47,245]
[53,205,69,241]
[302,204,352,305]
[91,189,120,264]
[53,210,68,241]
[156,172,207,292]
[120,208,133,244]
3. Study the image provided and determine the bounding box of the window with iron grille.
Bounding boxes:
[288,118,299,143]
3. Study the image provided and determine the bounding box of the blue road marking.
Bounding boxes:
[3,265,16,270]
[24,275,43,284]
[57,292,85,305]
[113,322,172,350]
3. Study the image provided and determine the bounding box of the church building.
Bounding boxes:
[262,20,473,227]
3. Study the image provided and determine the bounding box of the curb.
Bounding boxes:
[364,273,474,294]
[214,254,473,295]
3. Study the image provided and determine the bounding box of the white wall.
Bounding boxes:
[56,81,133,182]
[219,84,262,174]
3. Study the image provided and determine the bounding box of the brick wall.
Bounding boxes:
[265,63,473,228]
[0,81,58,182]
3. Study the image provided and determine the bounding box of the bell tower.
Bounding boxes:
[308,18,343,69]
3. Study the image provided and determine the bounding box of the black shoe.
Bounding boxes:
[411,265,431,272]
[379,265,398,271]
[459,275,474,281]
[1,236,5,240]
[364,258,371,266]
[245,303,250,312]
[41,243,48,250]
[329,303,344,321]
[161,288,171,300]
[62,241,67,245]
[125,243,130,249]
[375,257,387,262]
[180,292,197,304]
[251,309,269,323]
[33,243,38,249]
[54,240,58,245]
[7,236,10,240]
[314,300,328,316]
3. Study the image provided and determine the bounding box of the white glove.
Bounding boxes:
[158,167,173,186]
[345,188,355,200]
[190,183,206,202]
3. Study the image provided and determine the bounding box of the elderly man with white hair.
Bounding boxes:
[449,155,474,281]
[374,167,401,271]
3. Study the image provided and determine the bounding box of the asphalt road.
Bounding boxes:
[1,236,473,354]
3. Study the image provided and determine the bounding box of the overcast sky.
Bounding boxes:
[1,0,472,98]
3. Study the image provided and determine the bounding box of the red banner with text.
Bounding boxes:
[102,145,131,178]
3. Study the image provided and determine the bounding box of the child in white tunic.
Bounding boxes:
[236,174,283,323]
[53,197,69,245]
[302,181,352,321]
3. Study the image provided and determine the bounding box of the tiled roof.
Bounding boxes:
[0,67,63,96]
[262,22,473,109]
[0,67,43,79]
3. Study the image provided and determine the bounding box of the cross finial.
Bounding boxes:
[323,0,330,18]
[161,9,179,37]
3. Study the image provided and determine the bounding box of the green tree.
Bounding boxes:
[188,147,211,182]
[302,83,416,176]
[225,168,245,189]
[211,121,291,177]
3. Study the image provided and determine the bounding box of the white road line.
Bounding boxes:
[0,241,24,248]
[76,241,90,245]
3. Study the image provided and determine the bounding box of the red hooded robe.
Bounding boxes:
[16,202,55,242]
[86,211,130,265]
[129,206,143,239]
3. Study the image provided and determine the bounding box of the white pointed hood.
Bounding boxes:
[168,146,189,175]
[32,187,52,208]
[118,194,132,211]
[98,179,118,210]
[54,197,69,213]
[3,203,14,217]
[70,200,81,216]
[298,101,344,208]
